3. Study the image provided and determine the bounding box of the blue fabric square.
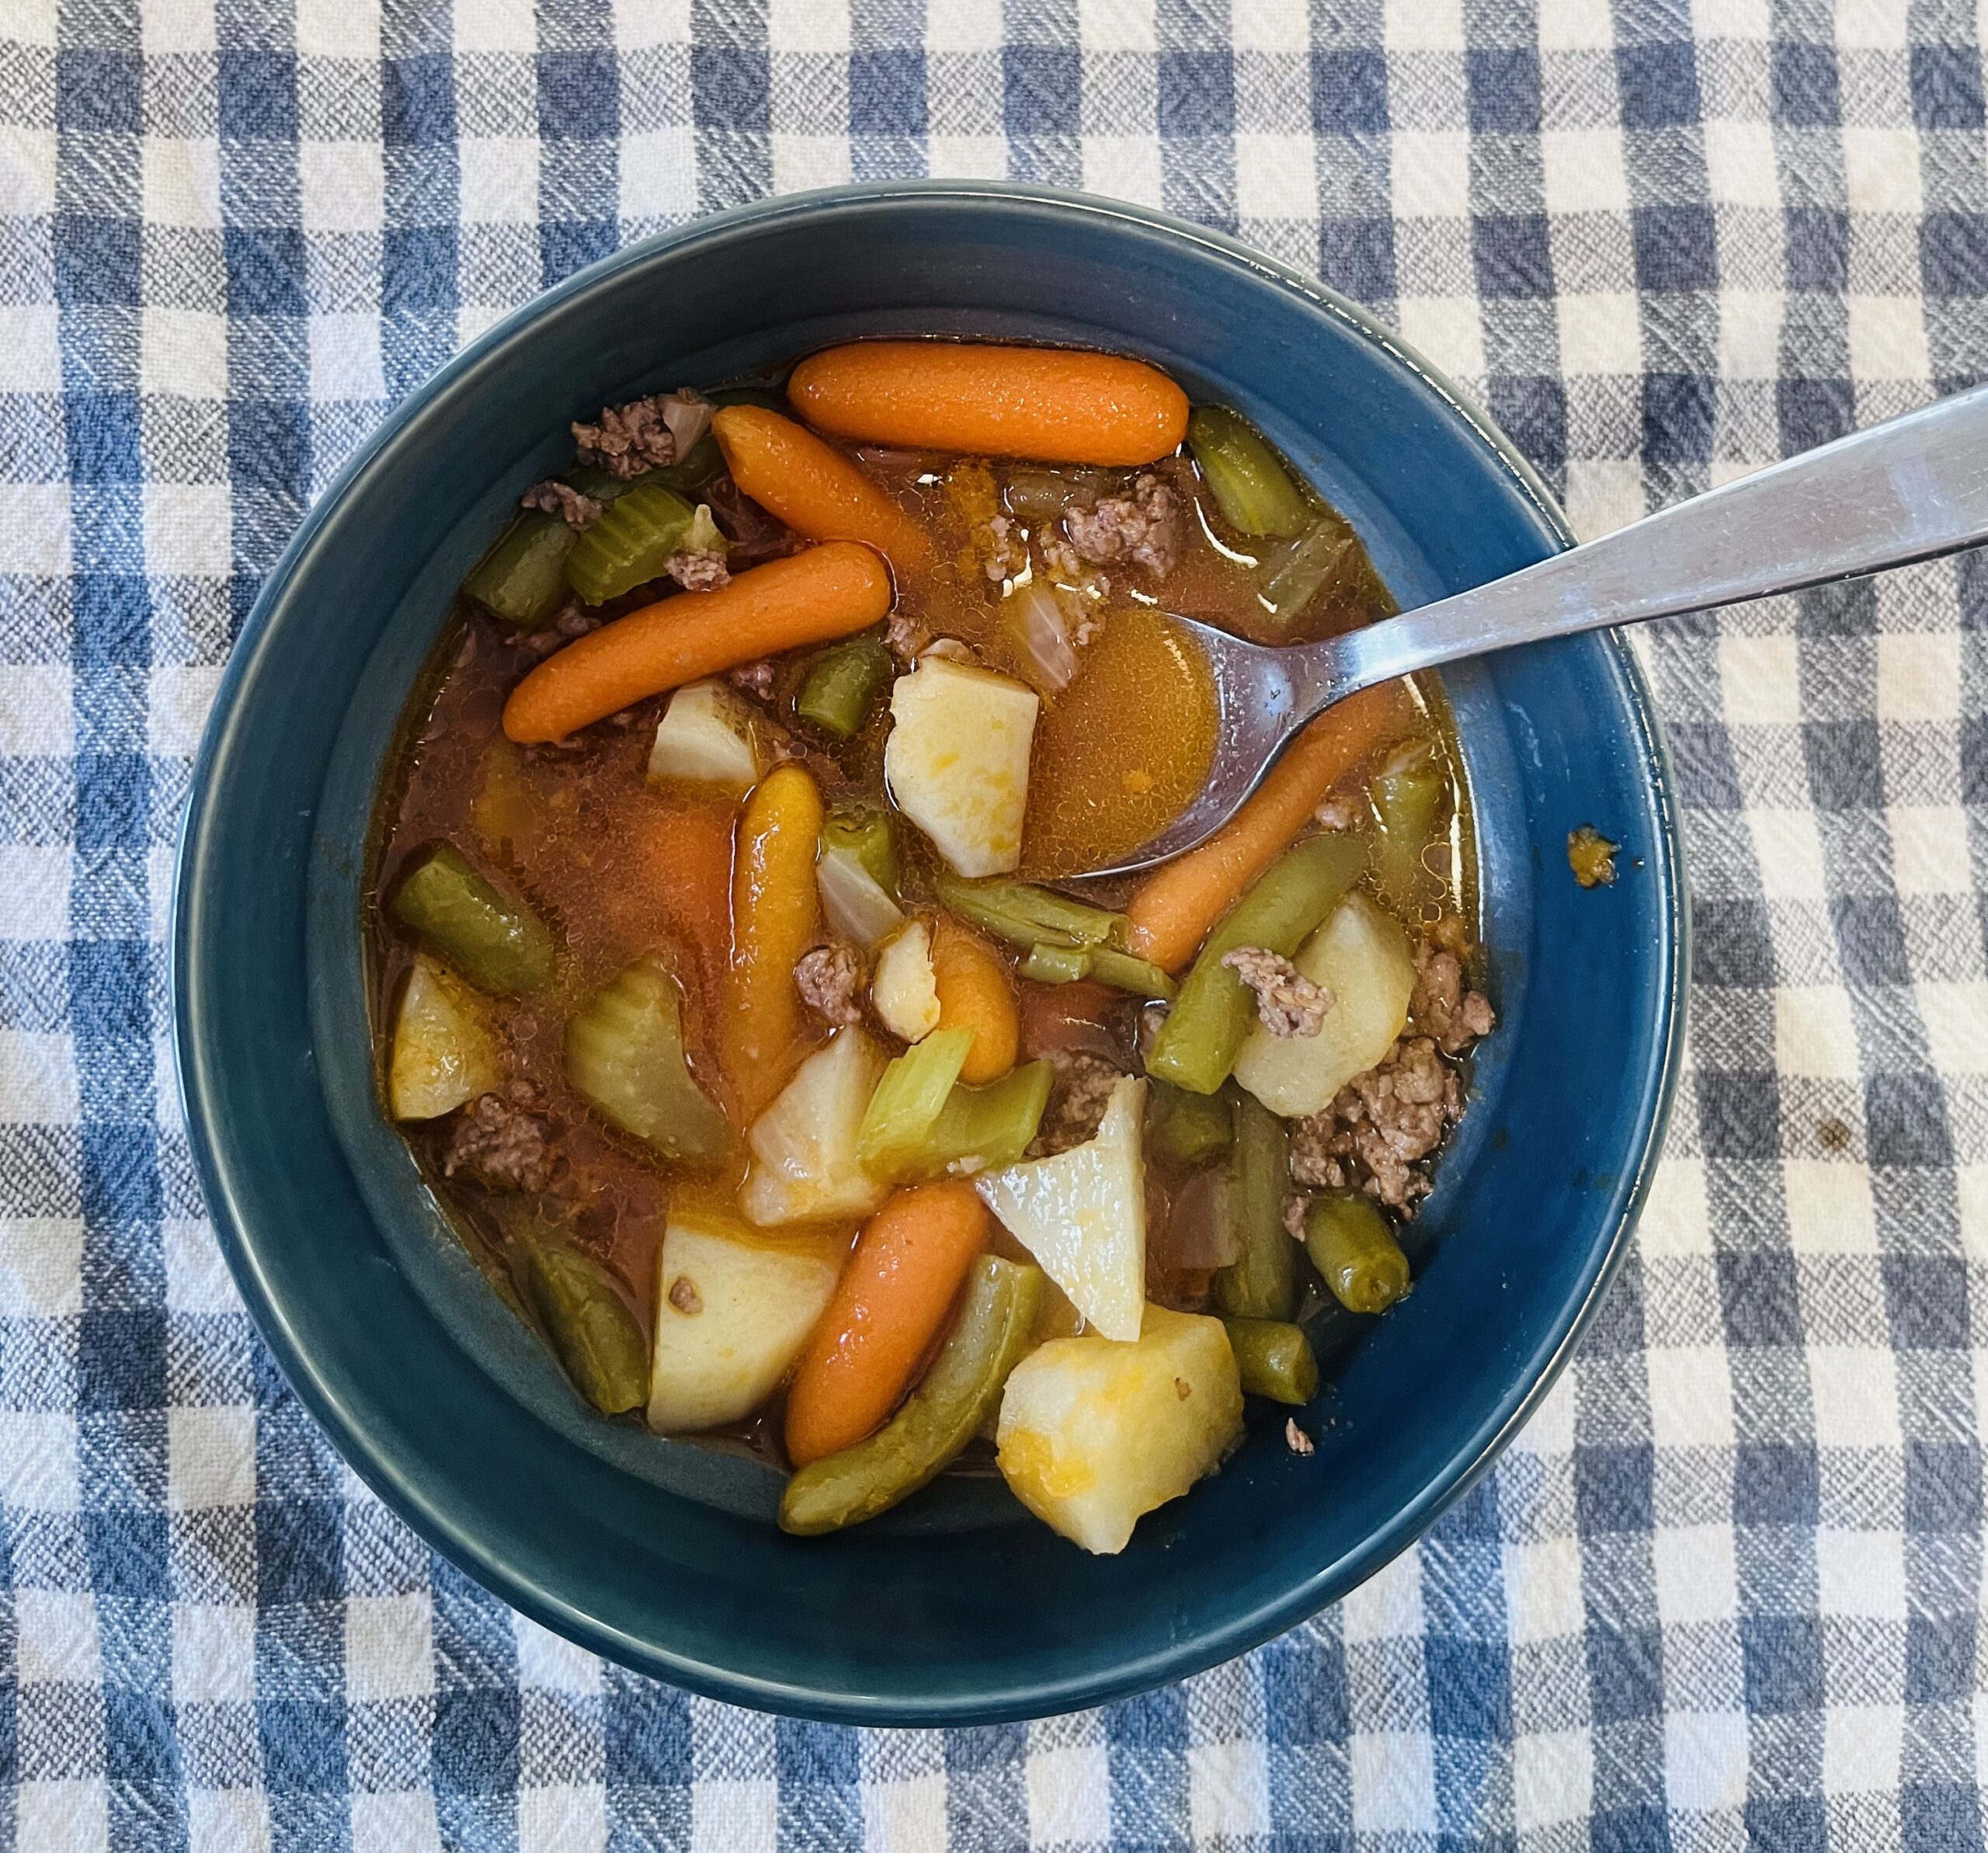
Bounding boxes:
[1906,1441,1979,1531]
[1467,49,1539,134]
[435,1689,521,1793]
[1632,206,1717,291]
[1575,1446,1653,1533]
[1740,1617,1823,1714]
[1772,42,1839,127]
[1905,1614,1976,1703]
[224,227,307,318]
[259,1699,347,1794]
[1474,214,1553,297]
[1884,1258,1969,1351]
[70,947,157,1119]
[217,51,297,142]
[1487,375,1564,471]
[384,54,456,145]
[1778,376,1854,453]
[777,1717,860,1785]
[1803,718,1884,811]
[1617,43,1699,129]
[540,220,617,284]
[1913,46,1985,129]
[55,215,143,309]
[1425,1640,1510,1740]
[383,224,460,315]
[852,51,925,134]
[944,1724,1025,1771]
[1319,217,1394,303]
[1585,1628,1663,1723]
[1312,49,1388,135]
[1865,1073,1952,1169]
[1158,53,1233,137]
[57,50,141,136]
[1641,371,1714,461]
[1921,211,1988,294]
[1004,46,1079,135]
[1903,1784,1984,1853]
[1696,1070,1781,1159]
[1667,721,1744,811]
[256,1500,344,1606]
[693,46,771,131]
[539,50,620,141]
[85,1509,169,1601]
[1718,1254,1802,1348]
[64,391,143,485]
[1832,894,1911,987]
[228,398,311,502]
[1262,1632,1347,1743]
[1734,1445,1819,1526]
[1747,1797,1826,1848]
[605,1679,690,1785]
[104,1688,181,1788]
[1590,1807,1670,1853]
[1689,897,1774,987]
[71,572,149,667]
[1788,207,1850,290]
[78,1311,166,1413]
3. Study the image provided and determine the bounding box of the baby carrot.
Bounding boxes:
[787,342,1190,468]
[930,916,1020,1085]
[711,405,933,576]
[502,543,893,743]
[1124,682,1413,972]
[784,1181,992,1465]
[726,763,825,1118]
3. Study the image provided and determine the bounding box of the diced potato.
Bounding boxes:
[1232,892,1415,1118]
[739,1029,891,1226]
[996,1305,1244,1554]
[648,1211,843,1432]
[817,847,904,948]
[884,656,1038,878]
[388,954,502,1120]
[872,920,940,1043]
[648,679,766,796]
[975,1075,1145,1340]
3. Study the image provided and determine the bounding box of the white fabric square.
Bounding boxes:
[1564,459,1645,539]
[1236,135,1317,220]
[1719,634,1800,725]
[1350,1730,1437,1833]
[460,137,540,224]
[690,1779,777,1853]
[1187,1737,1269,1841]
[0,126,57,219]
[144,486,231,580]
[346,1594,435,1701]
[1751,810,1827,902]
[1558,292,1641,375]
[1514,1730,1592,1830]
[1843,127,1921,214]
[1512,1371,1576,1456]
[310,314,388,403]
[0,1031,80,1123]
[1890,805,1971,895]
[1230,0,1308,50]
[1639,1158,1711,1258]
[1875,631,1959,722]
[0,1413,79,1512]
[16,1588,99,1684]
[1342,1546,1426,1641]
[1848,295,1930,383]
[1080,137,1163,209]
[1836,0,1908,46]
[142,0,214,50]
[1816,1529,1906,1619]
[1395,296,1485,384]
[1719,290,1785,381]
[1504,1535,1585,1643]
[1824,1705,1904,1795]
[1808,1347,1901,1449]
[768,0,847,48]
[351,1792,443,1853]
[0,1217,83,1315]
[515,1615,602,1693]
[613,0,690,47]
[17,1784,107,1853]
[519,1786,606,1853]
[773,135,854,196]
[1391,130,1469,219]
[925,2,1003,49]
[1666,1712,1748,1813]
[1646,1346,1735,1449]
[860,1774,947,1853]
[1538,0,1613,47]
[143,308,231,402]
[454,0,537,53]
[166,1219,238,1314]
[1384,0,1461,51]
[143,137,223,231]
[9,0,57,40]
[620,128,699,220]
[0,485,71,577]
[297,0,380,57]
[1542,130,1628,215]
[173,1602,256,1704]
[169,1406,257,1511]
[0,304,63,393]
[1704,120,1779,209]
[1958,1166,1988,1260]
[927,136,1009,179]
[1921,982,1988,1076]
[1077,0,1156,52]
[150,666,225,759]
[1653,1524,1739,1627]
[300,141,385,234]
[188,1790,270,1853]
[1785,1160,1877,1254]
[1691,0,1769,39]
[1025,1740,1110,1844]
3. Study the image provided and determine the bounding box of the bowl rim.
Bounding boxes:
[173,179,1688,1720]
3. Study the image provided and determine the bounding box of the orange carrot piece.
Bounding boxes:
[787,342,1189,468]
[784,1182,992,1465]
[725,763,824,1119]
[502,543,893,744]
[1124,682,1413,973]
[711,405,932,576]
[930,916,1020,1085]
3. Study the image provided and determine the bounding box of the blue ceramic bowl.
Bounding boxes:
[173,183,1683,1723]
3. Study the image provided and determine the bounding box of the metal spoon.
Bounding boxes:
[1091,383,1988,878]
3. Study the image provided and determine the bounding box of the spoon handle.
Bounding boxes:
[1316,381,1988,701]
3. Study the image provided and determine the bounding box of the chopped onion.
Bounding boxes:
[662,391,713,458]
[1156,1166,1242,1274]
[1005,579,1078,694]
[817,847,905,948]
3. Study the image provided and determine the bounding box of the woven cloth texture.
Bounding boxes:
[4,0,1986,1847]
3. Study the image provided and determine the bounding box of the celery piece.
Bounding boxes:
[857,1027,975,1171]
[1211,1096,1296,1319]
[1145,1082,1233,1170]
[1186,406,1310,541]
[822,807,898,895]
[796,633,893,739]
[565,956,730,1165]
[391,844,555,996]
[1145,834,1364,1095]
[905,1062,1054,1180]
[461,510,577,626]
[565,482,697,606]
[933,871,1127,952]
[1260,515,1358,622]
[1021,942,1092,985]
[1368,740,1445,903]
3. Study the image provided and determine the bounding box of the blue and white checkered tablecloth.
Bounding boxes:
[5,0,1987,1846]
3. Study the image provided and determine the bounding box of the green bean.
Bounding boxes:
[780,1256,1045,1534]
[461,510,576,626]
[1222,1318,1319,1405]
[1211,1095,1296,1319]
[1145,834,1364,1094]
[516,1235,648,1415]
[1020,942,1092,986]
[565,482,698,606]
[1019,941,1178,999]
[857,1028,975,1171]
[391,844,554,995]
[898,1061,1052,1181]
[1303,1190,1411,1315]
[1260,515,1358,622]
[933,871,1127,952]
[1186,406,1310,540]
[1369,739,1445,903]
[1145,1082,1232,1170]
[796,633,893,739]
[565,956,729,1165]
[823,807,898,894]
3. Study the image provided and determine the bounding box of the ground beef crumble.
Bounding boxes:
[1028,1049,1123,1156]
[1064,473,1180,575]
[1410,940,1496,1057]
[794,943,866,1028]
[728,658,778,700]
[571,394,682,478]
[666,549,730,592]
[520,480,602,527]
[444,1086,558,1194]
[1222,946,1332,1038]
[978,513,1029,582]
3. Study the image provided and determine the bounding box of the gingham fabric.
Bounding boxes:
[2,0,1985,1846]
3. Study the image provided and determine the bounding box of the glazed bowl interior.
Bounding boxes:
[174,184,1681,1724]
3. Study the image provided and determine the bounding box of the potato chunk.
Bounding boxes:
[648,1212,843,1433]
[974,1076,1145,1340]
[871,920,940,1043]
[388,954,502,1120]
[647,679,766,796]
[996,1305,1243,1553]
[884,656,1038,877]
[739,1029,891,1226]
[1232,892,1414,1118]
